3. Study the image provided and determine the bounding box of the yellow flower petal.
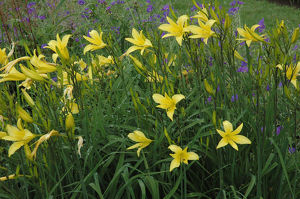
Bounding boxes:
[8,141,24,157]
[167,107,175,121]
[168,145,182,153]
[228,139,239,151]
[152,94,165,104]
[216,138,229,149]
[231,123,243,135]
[169,158,180,172]
[223,121,233,133]
[232,135,251,145]
[187,152,199,160]
[172,94,185,104]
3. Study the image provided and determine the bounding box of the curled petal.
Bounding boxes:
[166,107,175,121]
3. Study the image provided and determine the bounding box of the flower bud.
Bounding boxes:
[16,103,33,123]
[291,27,299,44]
[65,113,75,131]
[21,89,35,107]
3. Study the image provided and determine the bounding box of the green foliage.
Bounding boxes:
[0,0,299,198]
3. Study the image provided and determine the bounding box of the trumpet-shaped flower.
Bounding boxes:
[97,55,114,67]
[169,145,199,172]
[45,34,71,62]
[83,30,107,54]
[158,15,189,46]
[277,62,300,88]
[191,8,209,22]
[125,28,152,55]
[127,130,153,157]
[237,24,266,47]
[152,93,185,121]
[30,50,57,73]
[1,119,36,157]
[216,120,251,151]
[185,19,216,44]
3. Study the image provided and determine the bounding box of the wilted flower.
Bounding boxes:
[127,130,152,157]
[168,145,199,172]
[216,120,251,151]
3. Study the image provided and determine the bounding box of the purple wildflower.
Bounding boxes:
[228,7,239,15]
[231,94,238,102]
[276,126,282,135]
[293,45,298,50]
[39,15,46,20]
[161,4,169,11]
[41,44,47,49]
[289,147,296,154]
[230,1,236,7]
[98,0,106,3]
[237,1,244,5]
[146,0,151,3]
[27,2,36,9]
[258,18,265,33]
[206,96,212,104]
[278,82,282,87]
[237,66,248,72]
[78,0,85,5]
[266,84,270,91]
[147,4,153,12]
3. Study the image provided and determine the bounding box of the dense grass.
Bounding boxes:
[0,0,299,198]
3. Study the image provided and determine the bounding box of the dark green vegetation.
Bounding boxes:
[0,0,299,198]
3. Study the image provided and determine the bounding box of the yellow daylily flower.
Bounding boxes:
[45,34,71,62]
[16,104,33,123]
[83,30,107,54]
[18,78,33,90]
[152,93,185,121]
[1,119,36,157]
[97,55,114,67]
[127,130,153,157]
[169,145,199,172]
[0,43,14,66]
[158,15,189,46]
[74,59,87,71]
[277,62,300,88]
[216,120,251,151]
[125,28,152,55]
[185,19,216,44]
[0,56,30,74]
[30,50,57,73]
[191,8,209,22]
[237,24,266,47]
[20,64,45,81]
[0,67,26,83]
